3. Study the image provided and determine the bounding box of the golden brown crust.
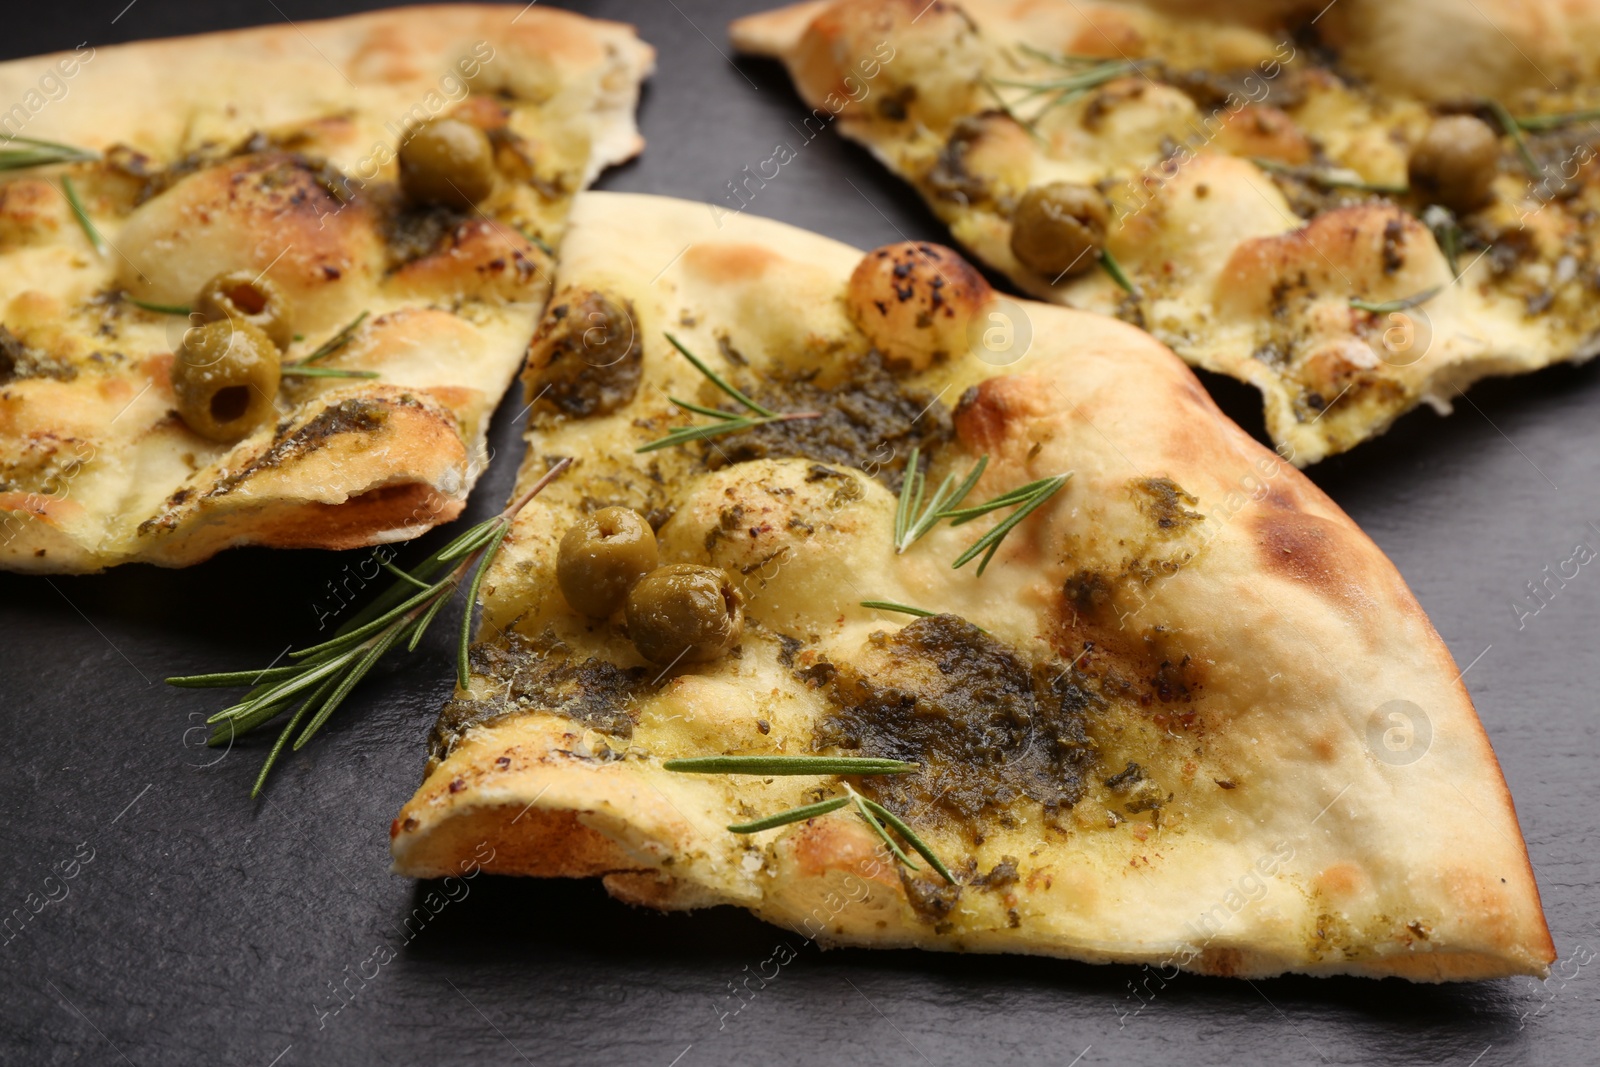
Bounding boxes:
[0,5,652,573]
[392,192,1553,983]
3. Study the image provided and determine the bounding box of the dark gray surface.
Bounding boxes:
[2,2,1597,1064]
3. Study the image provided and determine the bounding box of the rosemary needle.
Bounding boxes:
[728,795,851,834]
[664,755,918,776]
[637,333,819,452]
[1349,287,1441,314]
[60,175,105,256]
[1098,249,1139,296]
[894,447,987,553]
[0,134,98,171]
[126,297,191,315]
[299,310,369,364]
[943,473,1073,576]
[167,457,572,797]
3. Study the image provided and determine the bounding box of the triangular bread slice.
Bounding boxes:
[391,190,1553,982]
[730,0,1600,466]
[0,6,651,572]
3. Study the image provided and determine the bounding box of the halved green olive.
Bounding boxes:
[626,563,744,666]
[399,117,496,209]
[172,318,280,443]
[194,269,293,351]
[1009,182,1110,278]
[1408,115,1500,214]
[557,507,659,617]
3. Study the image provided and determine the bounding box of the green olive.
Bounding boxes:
[1408,115,1500,214]
[194,269,294,351]
[556,507,659,617]
[171,318,280,443]
[625,563,744,666]
[1009,182,1110,278]
[399,117,496,209]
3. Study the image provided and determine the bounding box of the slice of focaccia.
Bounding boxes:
[0,5,652,572]
[732,0,1600,465]
[390,191,1553,982]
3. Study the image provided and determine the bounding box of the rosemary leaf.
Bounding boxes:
[847,785,919,870]
[728,796,852,834]
[991,59,1135,95]
[664,755,919,776]
[639,333,820,452]
[1250,156,1409,195]
[60,175,105,256]
[860,601,987,632]
[0,135,98,171]
[1098,248,1139,296]
[459,522,509,689]
[1485,100,1542,178]
[948,473,1072,575]
[1422,205,1462,279]
[860,796,956,884]
[941,473,1065,524]
[126,297,191,315]
[167,664,312,688]
[860,599,935,618]
[664,332,775,416]
[382,560,432,590]
[280,366,380,379]
[670,397,742,420]
[895,449,987,552]
[1514,107,1600,131]
[301,310,369,364]
[1349,287,1441,314]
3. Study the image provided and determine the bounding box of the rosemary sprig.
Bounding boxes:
[60,175,105,256]
[664,754,918,776]
[728,795,850,834]
[126,297,191,315]
[846,782,920,869]
[860,600,935,619]
[0,134,98,171]
[717,774,956,884]
[894,446,987,552]
[942,472,1073,575]
[1098,248,1139,295]
[1250,157,1409,195]
[1513,107,1600,131]
[278,311,376,380]
[1350,287,1441,313]
[1485,100,1541,178]
[637,333,819,453]
[989,60,1137,129]
[299,310,369,364]
[280,366,380,379]
[853,788,956,883]
[166,458,571,797]
[992,59,1136,96]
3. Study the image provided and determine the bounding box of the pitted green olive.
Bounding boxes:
[556,507,659,617]
[1408,115,1500,214]
[172,318,280,442]
[194,269,294,351]
[625,563,744,666]
[1009,182,1110,278]
[399,117,496,209]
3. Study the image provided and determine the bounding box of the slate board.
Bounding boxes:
[3,2,1597,1064]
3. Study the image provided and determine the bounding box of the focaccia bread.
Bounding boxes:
[0,5,652,572]
[391,191,1553,982]
[732,0,1600,464]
